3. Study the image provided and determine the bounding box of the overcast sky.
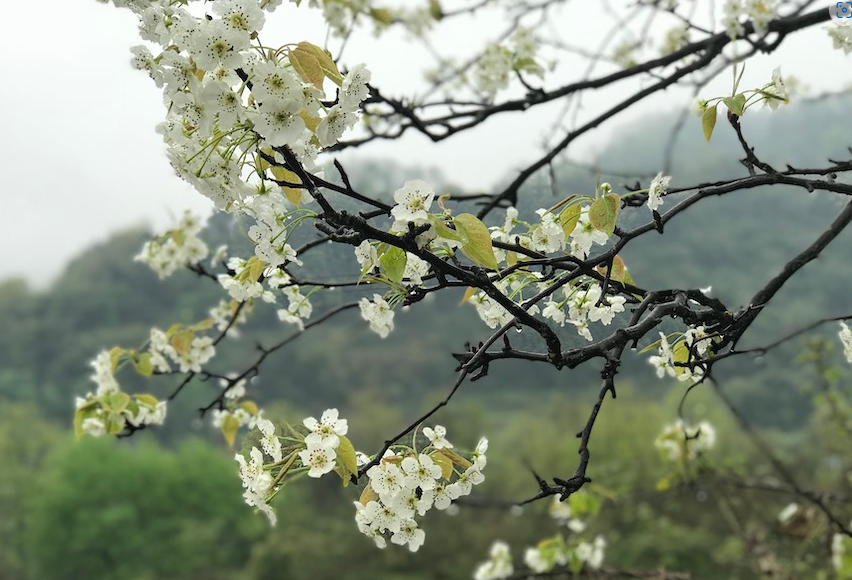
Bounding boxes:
[1,0,848,288]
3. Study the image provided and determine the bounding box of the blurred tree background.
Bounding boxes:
[2,95,851,579]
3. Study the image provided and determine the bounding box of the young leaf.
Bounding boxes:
[460,286,477,305]
[722,93,746,117]
[288,44,324,89]
[559,203,582,236]
[671,340,690,377]
[132,353,154,377]
[170,329,194,356]
[369,7,392,24]
[588,194,619,235]
[431,217,463,242]
[290,42,344,87]
[437,448,472,470]
[248,256,266,283]
[380,246,407,283]
[595,255,633,286]
[336,435,359,479]
[103,391,131,414]
[359,483,379,505]
[431,451,454,480]
[135,394,159,407]
[73,409,86,437]
[453,213,499,270]
[222,414,240,448]
[702,104,717,141]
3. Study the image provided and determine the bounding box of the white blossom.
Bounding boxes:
[473,541,514,580]
[829,25,852,54]
[303,408,348,448]
[647,172,671,212]
[390,180,435,229]
[298,443,337,478]
[422,425,453,449]
[839,322,852,363]
[359,294,395,338]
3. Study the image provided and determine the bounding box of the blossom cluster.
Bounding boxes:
[135,211,209,278]
[473,490,607,579]
[359,294,395,338]
[829,25,852,55]
[473,541,513,580]
[524,534,607,574]
[648,325,714,383]
[75,350,167,436]
[148,326,216,374]
[539,282,627,342]
[211,376,263,439]
[721,0,778,38]
[655,418,717,463]
[234,408,349,526]
[355,427,487,552]
[353,179,660,342]
[473,27,545,98]
[111,0,373,274]
[489,203,610,263]
[75,317,225,438]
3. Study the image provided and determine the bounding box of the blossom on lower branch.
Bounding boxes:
[655,419,716,463]
[473,541,513,580]
[838,322,852,364]
[355,431,488,552]
[233,412,487,552]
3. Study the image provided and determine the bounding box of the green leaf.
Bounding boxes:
[428,0,443,19]
[222,414,240,448]
[108,346,124,371]
[369,8,392,25]
[431,218,463,242]
[513,57,544,77]
[453,213,499,270]
[288,45,324,89]
[336,435,358,482]
[170,329,194,356]
[135,394,158,407]
[595,255,633,286]
[656,477,671,492]
[559,204,582,237]
[588,194,619,236]
[103,391,130,414]
[460,286,477,305]
[568,490,601,517]
[192,318,215,331]
[73,409,86,438]
[359,483,378,505]
[437,448,472,470]
[289,42,343,88]
[241,400,259,415]
[431,451,454,480]
[722,93,746,117]
[568,552,583,575]
[133,353,153,377]
[702,104,717,141]
[672,340,690,377]
[249,256,265,283]
[379,246,407,283]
